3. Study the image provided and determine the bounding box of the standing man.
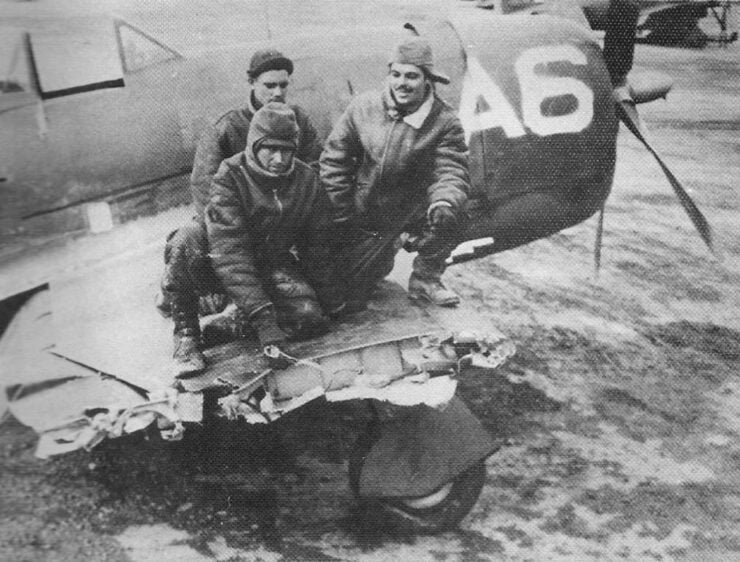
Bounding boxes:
[167,103,343,378]
[320,35,470,307]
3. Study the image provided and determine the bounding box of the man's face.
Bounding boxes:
[251,69,291,106]
[256,144,295,174]
[388,63,429,111]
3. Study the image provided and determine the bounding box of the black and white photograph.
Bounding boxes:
[1,0,739,559]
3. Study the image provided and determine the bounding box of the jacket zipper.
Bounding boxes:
[240,164,284,245]
[266,188,284,247]
[272,188,283,220]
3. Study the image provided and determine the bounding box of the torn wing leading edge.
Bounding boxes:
[27,331,515,458]
[217,331,516,423]
[34,389,202,459]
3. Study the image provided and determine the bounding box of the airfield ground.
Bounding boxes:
[2,6,740,561]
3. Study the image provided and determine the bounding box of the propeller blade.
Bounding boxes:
[615,100,719,258]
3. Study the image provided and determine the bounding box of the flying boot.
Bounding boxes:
[170,293,206,378]
[408,254,460,307]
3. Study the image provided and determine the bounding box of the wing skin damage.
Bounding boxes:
[0,241,514,458]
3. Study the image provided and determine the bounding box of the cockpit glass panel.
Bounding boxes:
[32,32,123,95]
[116,21,180,73]
[0,30,30,95]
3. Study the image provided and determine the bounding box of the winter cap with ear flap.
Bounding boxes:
[248,48,294,79]
[388,36,450,85]
[247,102,299,155]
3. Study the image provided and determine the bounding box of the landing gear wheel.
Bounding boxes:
[348,429,487,533]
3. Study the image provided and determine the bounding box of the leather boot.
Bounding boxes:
[408,272,460,307]
[410,228,461,307]
[170,296,206,378]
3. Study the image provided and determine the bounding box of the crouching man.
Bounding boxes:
[320,35,470,306]
[166,102,344,377]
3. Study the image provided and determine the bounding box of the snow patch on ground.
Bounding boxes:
[117,524,210,561]
[117,524,284,562]
[301,530,467,561]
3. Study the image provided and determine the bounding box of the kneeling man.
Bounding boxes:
[166,102,343,377]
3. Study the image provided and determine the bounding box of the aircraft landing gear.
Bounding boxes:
[348,422,490,533]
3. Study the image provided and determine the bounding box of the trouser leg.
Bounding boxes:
[162,223,219,377]
[162,222,227,316]
[162,223,222,333]
[337,229,397,304]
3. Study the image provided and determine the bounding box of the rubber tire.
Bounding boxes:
[348,428,487,533]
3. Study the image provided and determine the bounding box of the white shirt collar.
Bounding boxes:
[402,93,434,129]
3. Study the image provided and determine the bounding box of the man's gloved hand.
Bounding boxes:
[250,305,288,348]
[428,203,458,233]
[250,306,294,369]
[262,344,292,370]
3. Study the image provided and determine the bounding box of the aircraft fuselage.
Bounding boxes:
[0,10,616,254]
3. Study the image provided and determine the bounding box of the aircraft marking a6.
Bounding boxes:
[460,46,595,142]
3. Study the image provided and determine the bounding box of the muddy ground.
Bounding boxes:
[2,4,740,562]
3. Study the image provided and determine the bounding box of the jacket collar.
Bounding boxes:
[402,93,434,129]
[384,86,434,129]
[247,91,261,116]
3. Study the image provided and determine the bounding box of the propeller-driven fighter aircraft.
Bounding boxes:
[1,0,715,284]
[0,0,719,522]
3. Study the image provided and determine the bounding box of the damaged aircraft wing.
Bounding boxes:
[1,236,514,459]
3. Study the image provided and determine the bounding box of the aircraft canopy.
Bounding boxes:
[0,30,32,96]
[0,21,180,101]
